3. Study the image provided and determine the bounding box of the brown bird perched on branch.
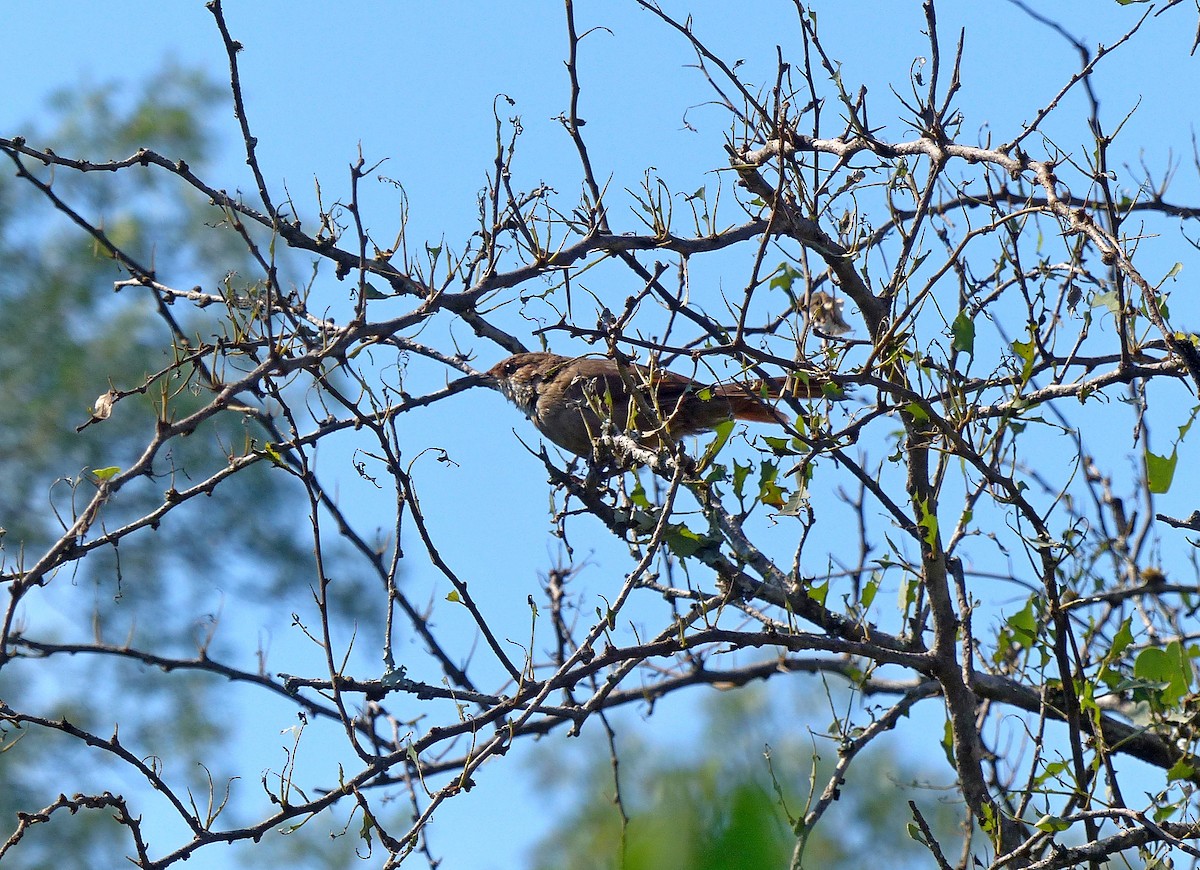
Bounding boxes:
[484,351,830,457]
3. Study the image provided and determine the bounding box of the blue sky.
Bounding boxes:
[5,2,1200,868]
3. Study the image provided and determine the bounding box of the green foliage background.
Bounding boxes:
[0,66,324,868]
[530,688,960,870]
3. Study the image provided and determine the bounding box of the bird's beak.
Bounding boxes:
[462,371,493,385]
[446,370,495,395]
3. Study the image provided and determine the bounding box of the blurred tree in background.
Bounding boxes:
[0,66,329,868]
[531,688,960,870]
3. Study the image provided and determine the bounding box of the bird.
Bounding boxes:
[483,351,829,457]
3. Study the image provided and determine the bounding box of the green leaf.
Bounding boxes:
[446,590,462,604]
[380,666,409,688]
[1035,814,1071,833]
[1153,801,1182,824]
[669,527,702,556]
[1109,617,1134,661]
[1132,647,1170,682]
[1178,408,1196,442]
[950,311,975,355]
[820,381,846,400]
[699,418,734,467]
[762,435,799,456]
[940,719,955,766]
[757,461,785,508]
[1145,448,1178,494]
[732,460,752,500]
[703,461,727,485]
[664,524,709,559]
[777,490,809,517]
[1134,641,1191,706]
[1091,290,1121,314]
[1010,336,1036,381]
[916,497,938,546]
[92,466,121,481]
[1006,600,1038,647]
[860,576,880,611]
[1033,759,1069,787]
[1167,758,1195,782]
[770,262,799,291]
[629,478,652,509]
